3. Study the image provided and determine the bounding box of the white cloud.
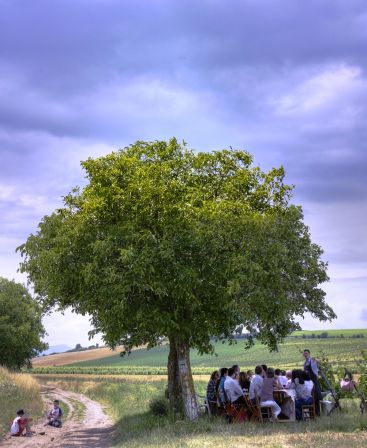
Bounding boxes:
[273,65,362,116]
[42,310,102,347]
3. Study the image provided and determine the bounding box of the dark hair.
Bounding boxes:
[344,372,353,381]
[16,409,25,416]
[53,400,59,404]
[220,367,228,377]
[232,364,240,372]
[255,365,263,375]
[275,368,281,376]
[281,370,286,376]
[262,364,268,372]
[238,372,249,389]
[303,349,310,353]
[266,367,275,378]
[210,370,219,381]
[228,367,235,377]
[292,369,304,384]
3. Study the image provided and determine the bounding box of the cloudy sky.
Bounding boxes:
[1,0,366,347]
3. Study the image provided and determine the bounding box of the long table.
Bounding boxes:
[274,389,296,422]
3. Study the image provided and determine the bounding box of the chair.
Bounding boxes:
[302,390,316,421]
[196,394,217,417]
[273,390,285,405]
[224,402,247,423]
[260,405,273,422]
[245,392,273,423]
[244,394,262,422]
[302,403,316,420]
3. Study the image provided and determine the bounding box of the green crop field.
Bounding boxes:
[63,329,367,372]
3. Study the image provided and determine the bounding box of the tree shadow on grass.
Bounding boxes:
[112,411,172,445]
[60,424,117,447]
[110,408,367,447]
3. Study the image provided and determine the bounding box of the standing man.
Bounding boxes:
[303,349,322,416]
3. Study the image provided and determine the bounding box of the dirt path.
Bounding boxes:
[2,386,115,447]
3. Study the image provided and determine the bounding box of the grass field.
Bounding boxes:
[0,367,44,439]
[37,375,367,448]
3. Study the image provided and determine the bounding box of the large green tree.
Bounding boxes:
[0,277,47,369]
[18,139,335,419]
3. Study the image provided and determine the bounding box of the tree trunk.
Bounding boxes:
[167,337,181,413]
[175,338,198,421]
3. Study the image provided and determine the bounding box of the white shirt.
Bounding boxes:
[249,374,263,400]
[278,375,288,388]
[11,417,20,435]
[224,376,244,402]
[304,380,314,395]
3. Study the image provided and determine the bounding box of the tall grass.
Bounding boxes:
[0,367,43,438]
[38,376,367,448]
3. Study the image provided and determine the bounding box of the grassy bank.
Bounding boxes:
[0,367,43,439]
[38,375,367,448]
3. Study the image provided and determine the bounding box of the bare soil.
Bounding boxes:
[2,385,114,447]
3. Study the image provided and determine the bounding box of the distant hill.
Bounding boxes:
[40,344,71,356]
[32,345,125,367]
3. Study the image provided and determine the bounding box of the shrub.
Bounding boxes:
[149,396,169,416]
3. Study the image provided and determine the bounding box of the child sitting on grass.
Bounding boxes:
[11,409,32,437]
[46,399,63,427]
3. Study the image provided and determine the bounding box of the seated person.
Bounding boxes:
[275,369,288,388]
[340,373,356,392]
[11,409,32,437]
[218,367,228,405]
[231,364,240,381]
[239,371,251,391]
[206,370,219,414]
[260,367,282,420]
[246,370,254,381]
[46,399,63,427]
[249,365,264,405]
[290,370,313,420]
[303,370,314,395]
[284,370,292,388]
[224,367,246,405]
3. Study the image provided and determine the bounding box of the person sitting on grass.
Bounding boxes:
[11,409,32,437]
[46,399,63,427]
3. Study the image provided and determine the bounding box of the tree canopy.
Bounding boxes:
[18,138,335,418]
[0,277,47,369]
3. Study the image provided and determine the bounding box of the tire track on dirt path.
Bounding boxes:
[2,385,115,448]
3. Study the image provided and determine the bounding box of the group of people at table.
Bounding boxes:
[206,349,322,422]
